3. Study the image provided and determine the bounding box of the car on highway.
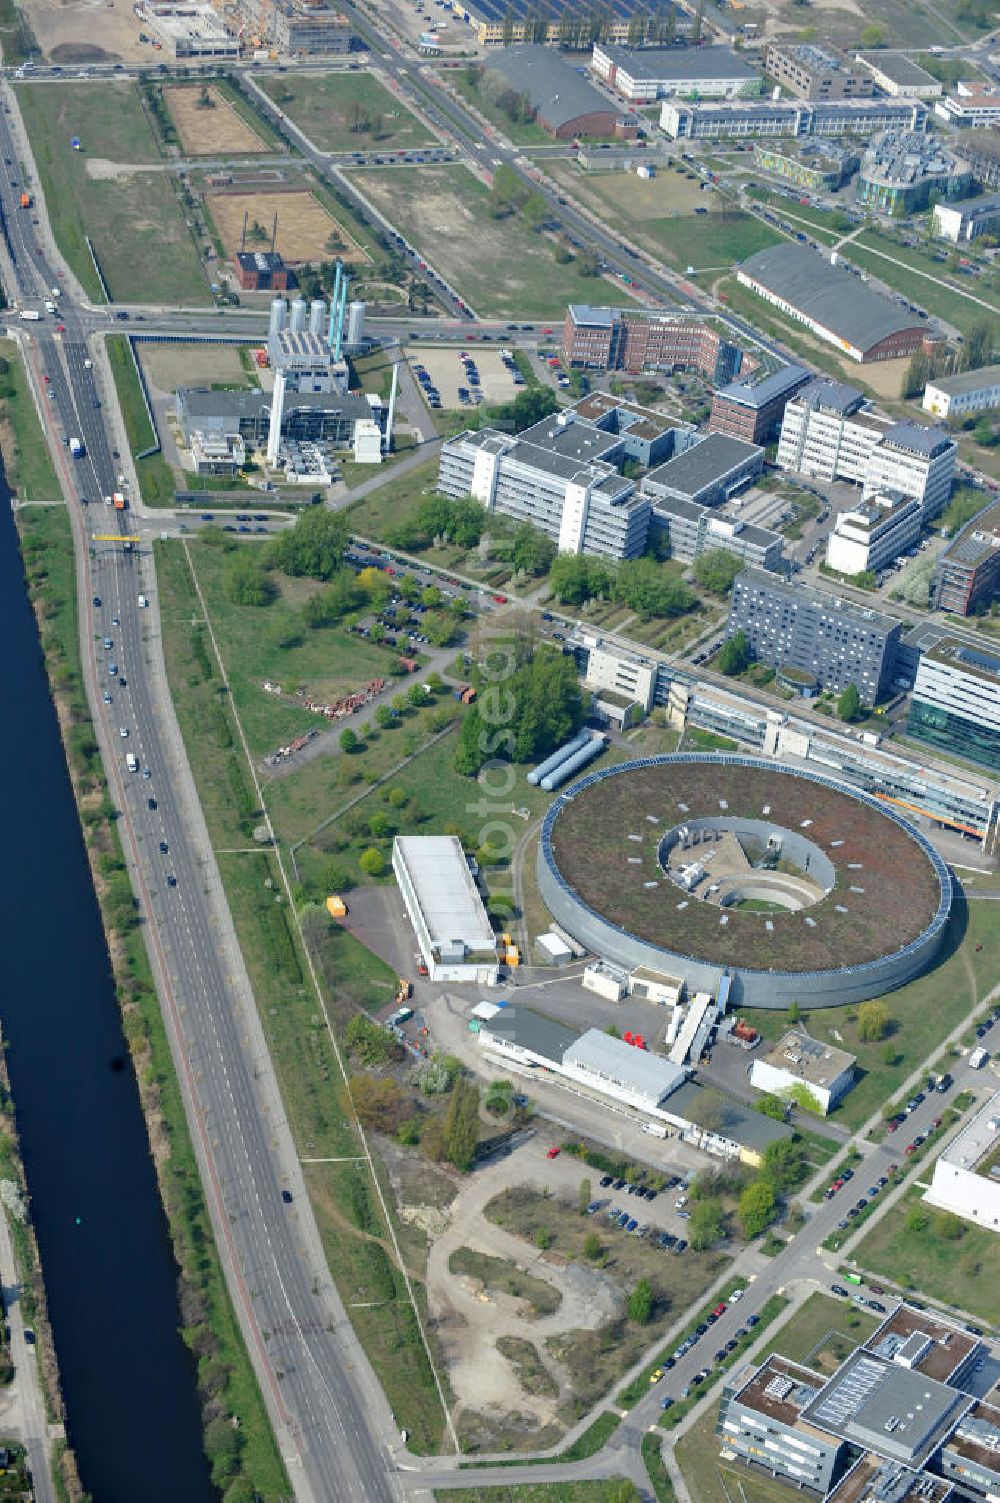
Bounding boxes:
[545,1146,560,1159]
[109,663,117,677]
[119,677,127,688]
[166,875,177,887]
[103,690,112,704]
[119,727,129,738]
[93,595,101,607]
[281,1190,293,1204]
[159,841,168,854]
[103,636,113,649]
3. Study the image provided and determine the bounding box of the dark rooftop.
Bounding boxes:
[864,1304,981,1384]
[485,44,620,129]
[739,243,924,355]
[642,433,762,498]
[732,1354,826,1428]
[714,362,811,409]
[599,43,758,84]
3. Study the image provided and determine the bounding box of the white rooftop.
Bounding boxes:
[564,1029,688,1104]
[393,836,495,953]
[939,1088,1000,1173]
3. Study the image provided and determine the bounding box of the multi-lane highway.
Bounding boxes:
[0,83,405,1503]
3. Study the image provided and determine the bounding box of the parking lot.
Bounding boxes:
[407,343,524,411]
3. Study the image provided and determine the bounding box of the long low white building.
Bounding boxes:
[392,835,499,984]
[923,364,1000,420]
[926,1089,1000,1232]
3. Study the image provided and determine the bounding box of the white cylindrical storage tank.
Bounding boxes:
[527,729,591,786]
[269,297,287,336]
[541,735,605,792]
[309,298,326,335]
[289,297,307,332]
[347,300,366,346]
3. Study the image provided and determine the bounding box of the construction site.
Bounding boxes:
[143,0,351,59]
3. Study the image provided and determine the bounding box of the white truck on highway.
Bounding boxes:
[69,437,84,458]
[19,309,40,321]
[125,753,138,773]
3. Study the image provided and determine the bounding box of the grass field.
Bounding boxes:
[744,187,853,245]
[206,187,370,267]
[760,1293,879,1369]
[259,71,434,155]
[344,164,638,319]
[0,341,59,501]
[447,70,554,146]
[676,1399,813,1503]
[164,85,268,155]
[548,163,782,271]
[845,233,1000,336]
[105,334,176,508]
[17,82,209,305]
[743,895,1000,1130]
[853,1185,1000,1324]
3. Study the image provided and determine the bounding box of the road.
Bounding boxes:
[0,82,406,1503]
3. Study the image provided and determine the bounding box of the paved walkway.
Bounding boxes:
[0,1199,58,1503]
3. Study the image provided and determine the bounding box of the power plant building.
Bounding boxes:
[175,386,385,450]
[267,327,348,394]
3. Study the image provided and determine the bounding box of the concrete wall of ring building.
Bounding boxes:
[660,817,837,897]
[537,754,954,1009]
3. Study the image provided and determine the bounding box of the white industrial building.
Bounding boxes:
[777,380,956,521]
[933,192,1000,244]
[392,835,498,984]
[825,492,922,577]
[749,1029,856,1115]
[923,364,1000,420]
[926,1090,1000,1230]
[591,42,762,103]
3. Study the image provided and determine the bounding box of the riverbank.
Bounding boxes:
[15,499,287,1500]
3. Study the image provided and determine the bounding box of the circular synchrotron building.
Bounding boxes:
[537,754,952,1009]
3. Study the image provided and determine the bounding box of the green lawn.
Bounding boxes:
[742,896,1000,1130]
[344,164,639,319]
[0,340,59,500]
[258,71,433,154]
[640,210,782,272]
[105,335,176,507]
[847,232,1000,336]
[744,187,853,245]
[853,1185,1000,1324]
[760,1292,878,1369]
[17,82,209,304]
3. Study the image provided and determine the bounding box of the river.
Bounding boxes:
[1,485,214,1502]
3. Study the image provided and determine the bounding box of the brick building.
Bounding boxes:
[235,250,291,292]
[709,364,811,444]
[562,304,750,385]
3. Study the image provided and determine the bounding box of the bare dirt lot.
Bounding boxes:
[21,0,149,62]
[408,343,522,410]
[206,188,371,266]
[139,341,256,396]
[164,86,268,156]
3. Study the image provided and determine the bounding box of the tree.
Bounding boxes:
[576,247,602,278]
[857,1000,891,1042]
[935,1211,965,1240]
[358,847,385,878]
[837,683,863,723]
[905,1205,930,1234]
[694,550,742,596]
[689,1198,725,1251]
[757,1094,786,1121]
[583,1229,602,1261]
[959,317,995,373]
[454,649,583,777]
[204,1417,242,1485]
[859,21,884,45]
[762,1138,806,1192]
[578,1177,592,1215]
[344,1013,401,1066]
[903,349,930,399]
[738,1179,777,1239]
[535,1226,552,1250]
[375,704,394,730]
[441,1079,480,1171]
[339,727,360,754]
[718,629,751,676]
[268,508,348,580]
[222,553,275,607]
[349,1074,406,1132]
[321,860,353,894]
[627,1278,654,1324]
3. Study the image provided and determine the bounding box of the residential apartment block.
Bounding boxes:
[908,638,1000,772]
[826,492,922,578]
[932,498,1000,615]
[765,41,874,99]
[726,569,902,702]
